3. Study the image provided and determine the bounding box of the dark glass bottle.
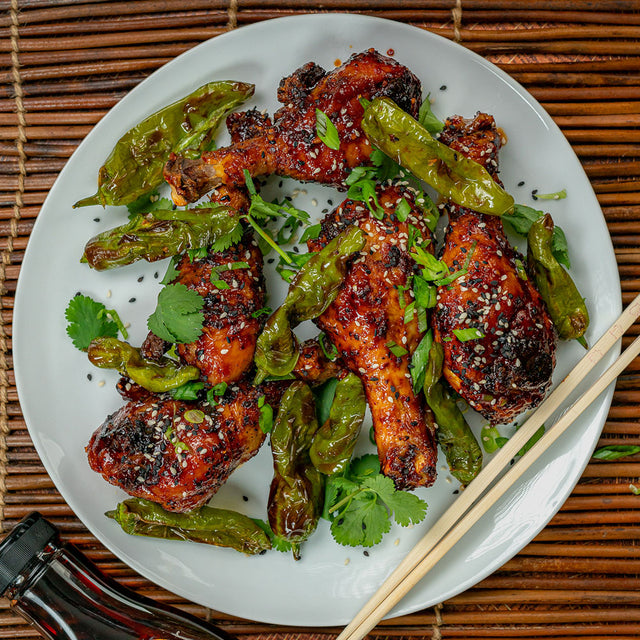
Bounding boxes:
[0,512,237,640]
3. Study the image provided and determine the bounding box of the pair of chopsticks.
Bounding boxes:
[337,292,640,640]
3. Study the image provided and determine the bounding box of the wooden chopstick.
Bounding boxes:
[338,292,640,640]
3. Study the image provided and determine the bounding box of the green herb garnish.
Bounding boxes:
[170,381,205,401]
[386,340,408,357]
[592,444,640,460]
[453,328,485,342]
[65,294,126,351]
[324,454,427,548]
[315,108,340,150]
[258,395,274,434]
[147,283,204,344]
[410,329,433,393]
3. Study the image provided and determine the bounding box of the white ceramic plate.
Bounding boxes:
[14,14,620,627]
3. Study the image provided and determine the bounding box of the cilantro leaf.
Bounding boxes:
[170,381,205,401]
[387,488,428,526]
[300,223,322,243]
[330,494,390,548]
[349,453,380,479]
[126,190,173,217]
[65,294,119,351]
[147,284,204,344]
[208,220,243,253]
[370,147,402,182]
[160,256,181,285]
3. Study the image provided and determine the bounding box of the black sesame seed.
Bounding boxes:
[129,297,136,303]
[267,258,275,264]
[87,373,93,381]
[440,85,447,91]
[154,272,159,279]
[93,217,100,222]
[363,550,370,557]
[517,180,525,187]
[137,276,144,282]
[242,495,249,502]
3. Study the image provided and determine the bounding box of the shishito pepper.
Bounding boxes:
[527,213,589,343]
[268,381,324,560]
[424,341,483,485]
[82,205,239,270]
[361,98,514,216]
[309,373,366,475]
[106,498,271,555]
[254,225,365,383]
[88,336,199,393]
[75,80,255,208]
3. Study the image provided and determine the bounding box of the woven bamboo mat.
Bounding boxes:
[2,0,640,638]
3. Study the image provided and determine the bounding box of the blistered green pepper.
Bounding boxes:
[106,498,271,555]
[268,381,324,560]
[254,225,365,383]
[310,373,366,475]
[82,205,240,270]
[361,98,514,216]
[424,341,483,485]
[88,336,199,392]
[75,80,255,208]
[527,213,589,343]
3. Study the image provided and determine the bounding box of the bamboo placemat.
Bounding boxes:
[2,1,640,638]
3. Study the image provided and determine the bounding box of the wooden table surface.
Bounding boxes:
[1,1,640,638]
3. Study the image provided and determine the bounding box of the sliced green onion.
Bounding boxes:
[453,328,485,342]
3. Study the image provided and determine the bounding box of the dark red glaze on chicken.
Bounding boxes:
[292,337,347,386]
[308,184,438,489]
[164,49,422,205]
[86,381,277,512]
[173,233,266,386]
[433,113,557,424]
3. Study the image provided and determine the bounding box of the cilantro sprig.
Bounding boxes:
[147,283,204,344]
[324,454,427,548]
[65,294,128,351]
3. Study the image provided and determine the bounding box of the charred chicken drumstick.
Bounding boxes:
[432,113,557,424]
[164,49,422,205]
[308,184,438,489]
[87,380,282,513]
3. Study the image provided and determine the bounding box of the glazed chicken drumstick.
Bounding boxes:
[308,184,438,489]
[164,49,422,205]
[432,113,557,424]
[87,380,283,513]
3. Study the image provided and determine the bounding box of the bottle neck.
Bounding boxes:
[8,540,233,640]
